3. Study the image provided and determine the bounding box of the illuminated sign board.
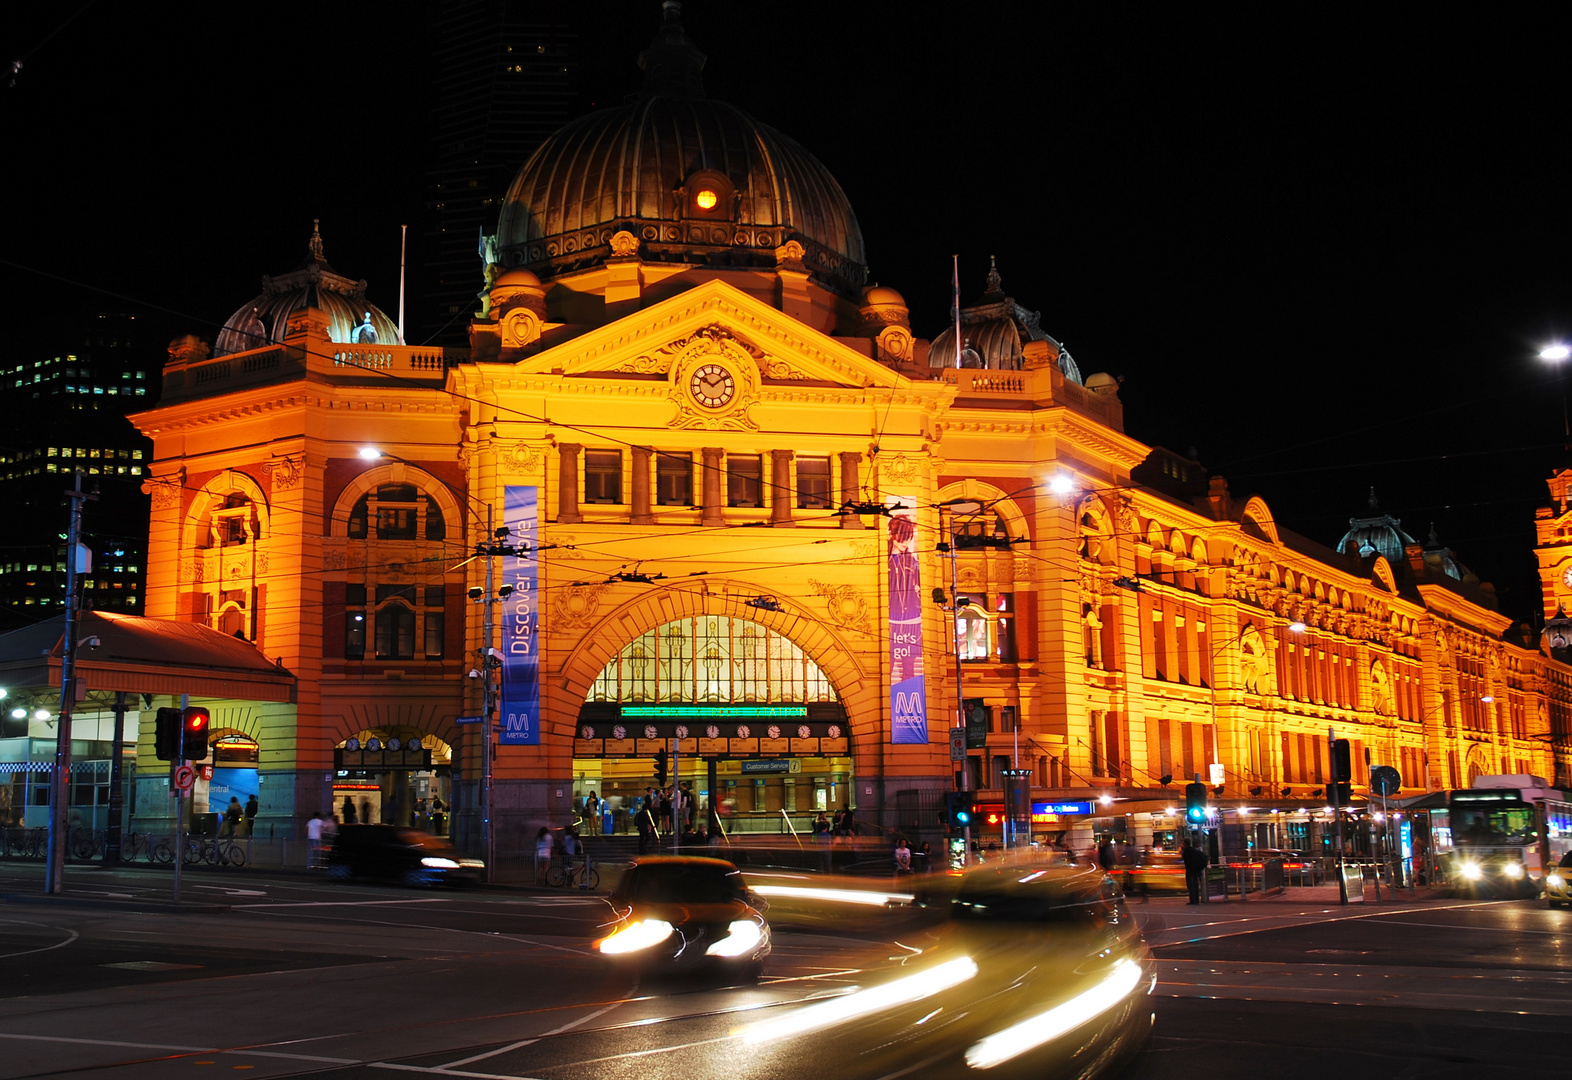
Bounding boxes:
[619,705,808,718]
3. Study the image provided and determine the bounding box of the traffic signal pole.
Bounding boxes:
[45,471,93,896]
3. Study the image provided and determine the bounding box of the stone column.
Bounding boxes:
[557,443,582,523]
[839,451,863,529]
[630,446,653,524]
[701,448,725,526]
[770,449,794,527]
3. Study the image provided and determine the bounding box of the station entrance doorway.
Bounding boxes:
[573,615,854,837]
[333,732,454,834]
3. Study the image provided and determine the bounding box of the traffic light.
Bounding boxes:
[943,791,973,830]
[1184,781,1208,824]
[182,706,210,762]
[1331,739,1352,782]
[155,707,182,761]
[653,747,669,785]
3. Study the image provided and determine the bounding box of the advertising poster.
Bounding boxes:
[499,485,540,745]
[888,496,928,743]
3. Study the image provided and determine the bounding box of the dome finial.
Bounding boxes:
[985,254,1002,296]
[639,1,706,99]
[1367,486,1380,511]
[309,219,325,263]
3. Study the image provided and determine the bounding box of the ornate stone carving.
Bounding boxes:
[809,579,871,635]
[849,541,877,561]
[263,455,304,491]
[181,559,203,584]
[552,582,607,630]
[501,307,541,349]
[255,552,268,575]
[666,325,761,432]
[1370,659,1393,715]
[609,230,640,257]
[879,455,923,486]
[500,442,548,473]
[1014,558,1035,580]
[142,467,185,511]
[877,324,915,364]
[323,550,347,570]
[763,358,812,380]
[1239,623,1271,695]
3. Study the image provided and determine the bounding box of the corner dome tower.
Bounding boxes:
[214,223,401,356]
[493,2,867,299]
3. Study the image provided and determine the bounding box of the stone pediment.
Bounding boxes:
[509,279,906,392]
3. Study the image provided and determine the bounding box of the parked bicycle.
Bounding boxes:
[121,831,174,864]
[182,836,245,867]
[69,828,105,860]
[546,856,598,890]
[3,827,47,860]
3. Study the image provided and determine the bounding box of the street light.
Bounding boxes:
[358,445,526,880]
[1541,344,1571,447]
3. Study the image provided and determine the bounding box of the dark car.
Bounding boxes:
[325,824,484,886]
[739,861,1153,1079]
[595,856,771,978]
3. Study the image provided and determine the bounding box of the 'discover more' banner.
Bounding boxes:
[499,485,539,745]
[888,497,927,744]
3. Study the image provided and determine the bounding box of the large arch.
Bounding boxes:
[182,468,271,552]
[553,583,879,752]
[329,462,467,541]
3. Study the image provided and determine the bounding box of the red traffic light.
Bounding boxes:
[185,708,209,731]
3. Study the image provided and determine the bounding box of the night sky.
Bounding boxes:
[4,2,1570,620]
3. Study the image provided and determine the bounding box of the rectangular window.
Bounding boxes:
[727,454,763,507]
[796,456,831,509]
[345,583,367,660]
[584,450,622,504]
[424,611,445,658]
[656,452,693,506]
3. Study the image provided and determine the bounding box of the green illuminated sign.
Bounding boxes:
[619,705,809,719]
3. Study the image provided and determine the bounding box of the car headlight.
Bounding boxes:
[597,919,674,955]
[1460,861,1482,881]
[705,919,763,958]
[1549,874,1566,889]
[421,857,459,869]
[1502,862,1524,879]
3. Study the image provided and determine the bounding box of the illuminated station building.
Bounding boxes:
[102,5,1566,862]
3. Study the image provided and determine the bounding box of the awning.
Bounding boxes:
[0,611,295,703]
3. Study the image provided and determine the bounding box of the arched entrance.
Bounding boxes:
[573,615,854,837]
[334,731,455,834]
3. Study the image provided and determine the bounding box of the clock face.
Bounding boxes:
[1562,565,1572,589]
[690,363,735,408]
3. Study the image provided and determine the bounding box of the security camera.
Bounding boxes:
[81,636,101,650]
[467,669,482,680]
[485,648,505,661]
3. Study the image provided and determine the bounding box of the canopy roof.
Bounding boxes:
[0,611,295,702]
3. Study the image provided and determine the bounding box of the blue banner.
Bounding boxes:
[499,485,540,745]
[888,499,927,744]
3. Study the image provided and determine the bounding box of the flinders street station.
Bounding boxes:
[4,4,1569,870]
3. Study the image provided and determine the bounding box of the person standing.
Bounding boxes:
[635,796,653,854]
[894,837,912,873]
[1097,837,1116,874]
[244,794,259,837]
[1181,838,1208,904]
[534,826,554,885]
[342,796,356,825]
[222,797,243,838]
[306,812,324,868]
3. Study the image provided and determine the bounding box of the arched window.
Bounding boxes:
[347,486,447,541]
[587,616,837,704]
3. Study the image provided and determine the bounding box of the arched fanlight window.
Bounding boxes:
[587,616,837,704]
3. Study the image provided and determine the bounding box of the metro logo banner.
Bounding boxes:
[500,485,540,745]
[888,497,927,744]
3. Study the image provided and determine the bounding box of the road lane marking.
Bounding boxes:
[0,924,78,961]
[440,1003,620,1068]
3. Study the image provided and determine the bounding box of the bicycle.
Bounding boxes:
[70,828,105,860]
[546,856,598,890]
[212,837,246,867]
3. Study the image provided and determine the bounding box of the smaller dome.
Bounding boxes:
[862,284,905,306]
[929,257,1081,382]
[1337,489,1416,564]
[494,267,542,288]
[214,223,401,357]
[1085,372,1119,396]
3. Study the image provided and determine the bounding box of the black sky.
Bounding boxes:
[4,2,1571,620]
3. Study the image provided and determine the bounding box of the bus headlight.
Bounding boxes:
[1502,862,1524,879]
[1460,861,1483,881]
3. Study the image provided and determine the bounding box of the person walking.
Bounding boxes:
[1097,837,1116,874]
[222,797,243,838]
[534,826,554,885]
[1181,838,1208,904]
[635,796,653,855]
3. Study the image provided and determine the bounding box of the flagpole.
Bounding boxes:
[952,254,962,368]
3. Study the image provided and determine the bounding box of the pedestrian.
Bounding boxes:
[223,797,243,838]
[635,796,653,854]
[1181,838,1208,904]
[306,812,324,868]
[361,799,373,826]
[430,797,447,834]
[1097,837,1116,873]
[244,794,259,837]
[894,837,912,873]
[563,826,587,888]
[534,826,554,885]
[342,796,356,825]
[812,811,831,842]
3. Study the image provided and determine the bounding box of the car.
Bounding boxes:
[325,824,484,886]
[594,856,772,979]
[739,861,1153,1079]
[1545,850,1572,908]
[1119,850,1187,894]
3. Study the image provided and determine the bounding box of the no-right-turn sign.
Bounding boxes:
[173,764,196,792]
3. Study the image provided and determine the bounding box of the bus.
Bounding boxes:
[1448,776,1567,899]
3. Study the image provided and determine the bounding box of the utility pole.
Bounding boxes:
[45,470,95,895]
[480,503,498,880]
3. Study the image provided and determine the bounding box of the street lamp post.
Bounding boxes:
[938,499,984,864]
[45,471,95,895]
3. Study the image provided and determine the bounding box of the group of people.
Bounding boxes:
[304,810,341,866]
[219,795,260,838]
[810,808,859,842]
[892,835,935,873]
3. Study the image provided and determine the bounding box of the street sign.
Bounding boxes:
[1370,765,1401,797]
[949,727,966,762]
[454,715,485,725]
[173,764,196,792]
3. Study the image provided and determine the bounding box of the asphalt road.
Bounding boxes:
[0,864,1566,1080]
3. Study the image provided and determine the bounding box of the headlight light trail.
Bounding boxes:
[597,919,675,955]
[744,956,978,1044]
[965,958,1145,1070]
